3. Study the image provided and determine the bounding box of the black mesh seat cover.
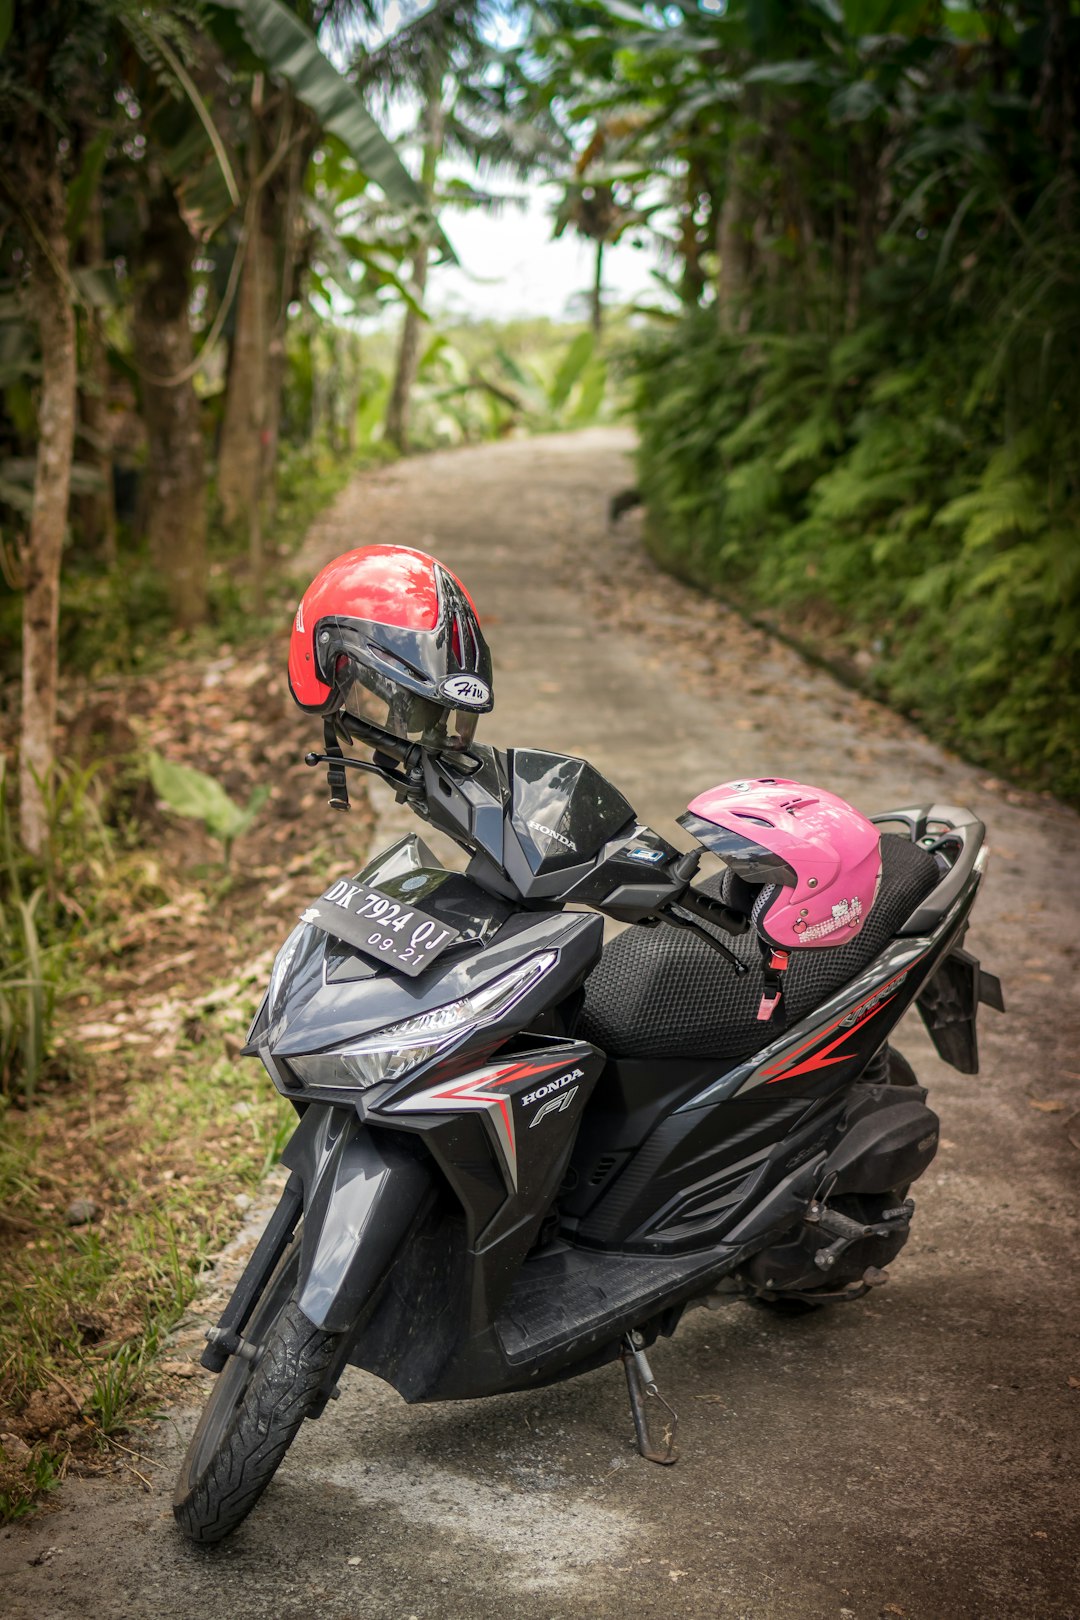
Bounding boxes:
[577,835,940,1061]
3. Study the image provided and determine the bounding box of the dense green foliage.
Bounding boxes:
[530,0,1080,800]
[634,296,1080,800]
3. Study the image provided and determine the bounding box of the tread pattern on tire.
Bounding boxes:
[173,1297,338,1544]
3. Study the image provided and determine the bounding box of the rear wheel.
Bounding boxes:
[747,1044,918,1313]
[885,1046,918,1088]
[173,1238,342,1543]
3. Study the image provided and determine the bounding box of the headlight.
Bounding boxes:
[285,951,557,1092]
[268,923,307,1018]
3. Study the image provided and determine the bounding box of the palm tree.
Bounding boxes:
[354,0,554,451]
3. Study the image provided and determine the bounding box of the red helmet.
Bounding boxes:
[288,545,493,745]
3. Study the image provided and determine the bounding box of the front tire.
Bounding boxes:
[173,1242,341,1544]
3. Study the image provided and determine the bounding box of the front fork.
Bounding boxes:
[200,1174,303,1373]
[201,1106,433,1390]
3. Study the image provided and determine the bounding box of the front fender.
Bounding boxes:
[280,1105,433,1333]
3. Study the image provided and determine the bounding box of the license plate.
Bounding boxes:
[300,878,461,977]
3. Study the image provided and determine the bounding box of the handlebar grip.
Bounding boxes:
[338,712,414,764]
[676,883,751,937]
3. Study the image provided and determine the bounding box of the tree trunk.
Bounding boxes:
[384,239,431,454]
[219,91,314,553]
[716,177,751,333]
[261,132,310,527]
[217,199,276,531]
[679,157,707,309]
[74,193,117,562]
[218,82,275,535]
[385,71,445,454]
[716,118,756,334]
[844,138,878,333]
[591,238,604,336]
[343,331,362,455]
[15,141,77,855]
[132,183,208,631]
[1036,0,1078,225]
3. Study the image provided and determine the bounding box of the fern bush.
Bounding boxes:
[632,268,1080,803]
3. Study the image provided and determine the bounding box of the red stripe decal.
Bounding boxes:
[759,951,930,1087]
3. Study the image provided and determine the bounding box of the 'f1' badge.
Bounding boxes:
[530,1086,579,1127]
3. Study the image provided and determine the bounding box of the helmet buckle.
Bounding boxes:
[757,941,790,1023]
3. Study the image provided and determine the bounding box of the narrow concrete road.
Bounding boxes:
[5,429,1079,1620]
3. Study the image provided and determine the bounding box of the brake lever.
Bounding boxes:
[303,751,417,793]
[655,847,751,973]
[665,905,749,974]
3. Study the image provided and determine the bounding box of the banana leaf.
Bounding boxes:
[549,331,595,412]
[159,116,240,243]
[210,0,455,261]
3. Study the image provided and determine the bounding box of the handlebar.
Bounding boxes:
[307,713,488,811]
[337,711,418,766]
[305,712,425,810]
[666,849,752,938]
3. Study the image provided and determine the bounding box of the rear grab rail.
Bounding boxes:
[869,803,986,936]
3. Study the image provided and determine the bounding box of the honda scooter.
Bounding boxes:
[174,551,1001,1544]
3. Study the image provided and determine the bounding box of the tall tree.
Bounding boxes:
[216,77,307,537]
[8,140,77,857]
[211,0,434,583]
[361,0,547,451]
[132,177,208,629]
[74,191,118,561]
[384,55,446,451]
[0,3,103,853]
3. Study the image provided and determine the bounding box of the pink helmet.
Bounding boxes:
[679,778,882,950]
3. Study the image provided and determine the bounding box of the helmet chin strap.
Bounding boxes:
[323,715,350,812]
[757,942,790,1023]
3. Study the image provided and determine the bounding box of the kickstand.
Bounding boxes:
[621,1332,678,1466]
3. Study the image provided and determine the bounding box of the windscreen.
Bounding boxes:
[509,749,635,874]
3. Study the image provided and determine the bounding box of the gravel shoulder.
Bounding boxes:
[4,427,1079,1620]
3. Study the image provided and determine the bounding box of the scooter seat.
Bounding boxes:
[577,834,940,1061]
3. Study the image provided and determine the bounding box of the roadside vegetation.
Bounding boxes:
[0,0,625,1521]
[528,1,1080,803]
[0,468,376,1520]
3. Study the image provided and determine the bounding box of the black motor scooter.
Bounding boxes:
[174,707,1002,1543]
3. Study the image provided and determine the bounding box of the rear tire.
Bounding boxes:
[173,1242,341,1544]
[886,1046,918,1087]
[745,1045,919,1313]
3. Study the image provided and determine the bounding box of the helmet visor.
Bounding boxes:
[341,664,479,750]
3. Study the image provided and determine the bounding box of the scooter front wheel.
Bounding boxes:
[173,1238,341,1543]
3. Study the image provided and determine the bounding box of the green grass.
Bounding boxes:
[0,441,363,1521]
[0,1446,62,1522]
[0,982,296,1519]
